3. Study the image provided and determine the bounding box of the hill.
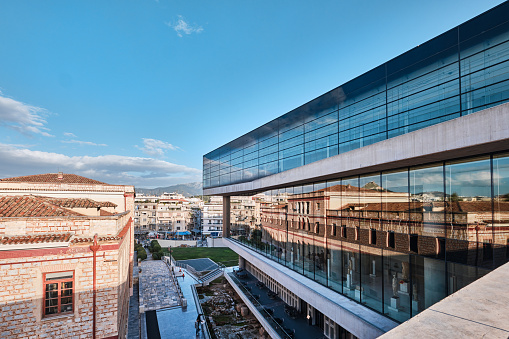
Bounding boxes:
[135,182,202,197]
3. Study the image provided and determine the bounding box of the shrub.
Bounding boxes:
[137,247,147,260]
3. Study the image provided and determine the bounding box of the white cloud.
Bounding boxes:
[62,139,107,147]
[136,138,179,157]
[0,143,202,188]
[0,95,53,137]
[166,15,203,37]
[64,132,77,137]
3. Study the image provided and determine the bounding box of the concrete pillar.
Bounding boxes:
[223,196,231,238]
[239,256,246,270]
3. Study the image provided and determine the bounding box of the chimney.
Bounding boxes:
[57,172,64,180]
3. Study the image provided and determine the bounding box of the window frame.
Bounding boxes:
[43,270,75,318]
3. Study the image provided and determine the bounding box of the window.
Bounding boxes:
[331,224,337,236]
[355,227,360,241]
[370,229,377,245]
[44,271,74,316]
[410,234,418,253]
[387,231,395,248]
[341,225,347,238]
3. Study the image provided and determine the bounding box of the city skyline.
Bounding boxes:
[0,0,504,188]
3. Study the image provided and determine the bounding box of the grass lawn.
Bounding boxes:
[165,247,239,266]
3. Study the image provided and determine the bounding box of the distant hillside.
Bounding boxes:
[135,182,203,197]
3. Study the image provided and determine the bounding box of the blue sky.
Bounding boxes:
[0,0,504,188]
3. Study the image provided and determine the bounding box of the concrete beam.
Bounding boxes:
[225,239,398,339]
[204,102,509,196]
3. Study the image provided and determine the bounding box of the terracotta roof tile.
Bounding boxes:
[0,233,73,245]
[100,209,115,216]
[44,197,117,208]
[0,173,108,185]
[0,196,84,217]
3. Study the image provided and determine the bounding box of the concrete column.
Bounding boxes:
[223,196,231,238]
[239,256,246,270]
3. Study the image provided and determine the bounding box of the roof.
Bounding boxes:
[44,197,117,208]
[0,173,107,185]
[0,233,73,245]
[0,195,119,218]
[0,196,84,217]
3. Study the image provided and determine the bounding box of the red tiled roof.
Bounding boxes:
[100,209,116,216]
[44,197,117,208]
[0,196,84,217]
[0,233,73,245]
[0,173,107,185]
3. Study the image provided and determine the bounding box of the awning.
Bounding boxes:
[191,228,201,233]
[176,231,191,236]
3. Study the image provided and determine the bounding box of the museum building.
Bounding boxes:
[204,2,509,338]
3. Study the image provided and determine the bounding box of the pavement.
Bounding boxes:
[140,260,180,311]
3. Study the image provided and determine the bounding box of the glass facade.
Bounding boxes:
[232,151,509,323]
[204,2,509,189]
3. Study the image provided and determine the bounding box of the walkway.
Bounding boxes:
[128,282,140,339]
[140,260,180,311]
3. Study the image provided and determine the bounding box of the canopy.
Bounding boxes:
[176,231,191,236]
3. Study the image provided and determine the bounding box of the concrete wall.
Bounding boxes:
[157,239,197,248]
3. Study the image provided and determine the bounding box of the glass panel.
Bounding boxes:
[61,303,73,313]
[343,245,360,302]
[410,255,446,315]
[445,157,491,245]
[62,289,73,297]
[45,283,58,291]
[382,170,409,238]
[493,153,509,267]
[46,291,58,299]
[383,250,410,322]
[62,281,73,289]
[409,164,445,238]
[45,299,58,307]
[360,245,382,313]
[61,297,72,305]
[359,174,382,232]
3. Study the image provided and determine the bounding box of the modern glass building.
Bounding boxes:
[203,2,509,338]
[204,1,509,190]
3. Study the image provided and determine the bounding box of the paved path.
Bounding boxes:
[128,282,140,339]
[140,260,180,311]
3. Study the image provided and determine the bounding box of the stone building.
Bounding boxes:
[0,173,134,339]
